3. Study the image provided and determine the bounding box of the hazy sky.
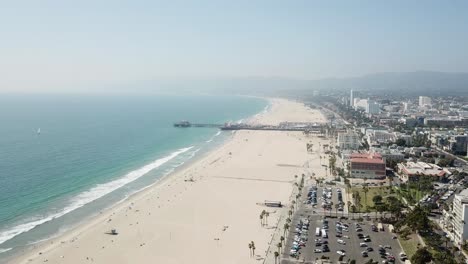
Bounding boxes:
[1,1,468,92]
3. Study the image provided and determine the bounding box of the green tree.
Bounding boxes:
[406,205,430,233]
[372,195,383,205]
[395,138,407,146]
[411,247,432,264]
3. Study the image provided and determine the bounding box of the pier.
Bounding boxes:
[173,121,326,132]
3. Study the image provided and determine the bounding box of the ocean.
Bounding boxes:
[0,94,267,260]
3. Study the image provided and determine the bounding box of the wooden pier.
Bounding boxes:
[174,121,325,132]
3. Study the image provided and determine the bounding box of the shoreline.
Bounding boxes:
[10,98,329,264]
[3,99,265,263]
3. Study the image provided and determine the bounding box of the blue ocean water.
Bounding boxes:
[0,94,267,259]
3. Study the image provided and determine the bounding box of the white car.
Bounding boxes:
[360,242,368,247]
[337,239,346,245]
[314,249,322,253]
[337,250,346,256]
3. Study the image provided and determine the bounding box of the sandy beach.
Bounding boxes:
[12,98,330,264]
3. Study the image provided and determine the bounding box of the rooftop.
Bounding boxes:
[399,162,450,177]
[350,153,385,164]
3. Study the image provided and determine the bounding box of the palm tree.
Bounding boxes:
[250,241,256,256]
[265,212,270,226]
[363,184,369,209]
[280,236,285,246]
[283,223,289,236]
[351,205,357,219]
[288,209,293,218]
[274,251,280,264]
[259,214,264,227]
[277,242,282,254]
[248,242,253,257]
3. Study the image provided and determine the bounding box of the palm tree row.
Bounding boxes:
[248,241,256,257]
[259,210,270,227]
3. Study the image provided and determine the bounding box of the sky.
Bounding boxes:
[1,0,468,92]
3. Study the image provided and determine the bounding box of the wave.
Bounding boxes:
[0,248,12,254]
[205,131,222,143]
[0,146,193,246]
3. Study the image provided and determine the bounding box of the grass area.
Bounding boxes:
[398,235,420,259]
[349,186,398,211]
[396,187,430,205]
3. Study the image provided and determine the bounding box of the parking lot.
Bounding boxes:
[282,184,405,264]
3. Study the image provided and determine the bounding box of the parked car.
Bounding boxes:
[337,250,346,256]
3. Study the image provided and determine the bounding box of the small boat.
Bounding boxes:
[37,128,41,134]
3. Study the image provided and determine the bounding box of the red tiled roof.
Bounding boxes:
[350,153,383,159]
[351,158,385,164]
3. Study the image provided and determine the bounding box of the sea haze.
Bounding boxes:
[0,94,267,259]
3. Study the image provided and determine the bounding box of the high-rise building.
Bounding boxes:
[350,90,354,107]
[451,189,468,246]
[419,96,432,107]
[450,135,468,155]
[403,102,410,112]
[366,100,380,115]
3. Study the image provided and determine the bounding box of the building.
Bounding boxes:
[350,90,354,107]
[424,117,468,127]
[350,153,386,179]
[452,189,468,246]
[337,131,361,150]
[373,148,405,163]
[366,100,380,115]
[354,98,367,110]
[449,135,468,155]
[397,162,450,182]
[403,102,411,112]
[366,129,396,146]
[419,96,432,107]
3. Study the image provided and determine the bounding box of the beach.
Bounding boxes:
[12,98,329,264]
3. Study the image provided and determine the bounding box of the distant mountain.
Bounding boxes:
[307,71,468,96]
[197,71,468,97]
[120,71,468,97]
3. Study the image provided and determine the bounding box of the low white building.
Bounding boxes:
[337,131,361,150]
[452,189,468,246]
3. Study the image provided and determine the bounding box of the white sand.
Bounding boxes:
[12,98,330,264]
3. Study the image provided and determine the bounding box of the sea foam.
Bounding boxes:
[0,247,12,254]
[205,131,222,143]
[0,146,193,246]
